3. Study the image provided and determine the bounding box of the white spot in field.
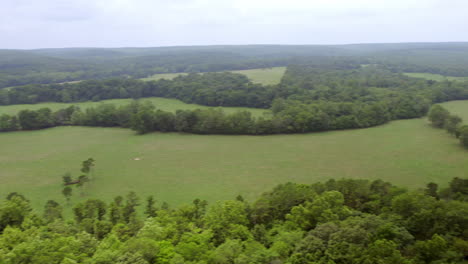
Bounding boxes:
[134,157,141,161]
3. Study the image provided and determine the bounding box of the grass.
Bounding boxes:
[404,72,468,82]
[442,100,468,121]
[230,67,286,85]
[140,73,188,81]
[0,101,466,212]
[141,67,286,85]
[0,97,270,118]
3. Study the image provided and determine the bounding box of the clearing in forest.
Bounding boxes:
[141,67,286,85]
[0,100,466,211]
[404,72,468,82]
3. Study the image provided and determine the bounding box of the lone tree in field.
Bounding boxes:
[81,158,95,179]
[62,186,73,204]
[62,173,73,185]
[77,175,90,196]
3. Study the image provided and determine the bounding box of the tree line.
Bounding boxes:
[0,99,437,135]
[2,98,468,137]
[0,177,467,263]
[428,105,468,149]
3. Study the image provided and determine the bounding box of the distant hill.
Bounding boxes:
[2,43,468,88]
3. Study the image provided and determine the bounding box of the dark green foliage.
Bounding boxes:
[122,192,140,223]
[62,186,73,203]
[0,114,19,131]
[43,200,63,223]
[0,178,467,263]
[427,106,468,150]
[251,183,315,225]
[81,158,95,174]
[62,173,72,185]
[144,196,157,218]
[459,125,468,149]
[0,193,32,232]
[439,177,468,201]
[428,104,450,128]
[445,114,463,135]
[17,108,54,130]
[425,183,439,199]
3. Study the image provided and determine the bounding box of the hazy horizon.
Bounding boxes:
[1,0,467,49]
[0,41,467,51]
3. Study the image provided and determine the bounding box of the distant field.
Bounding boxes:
[230,67,286,85]
[0,100,466,212]
[141,67,286,85]
[443,100,468,120]
[140,72,188,81]
[404,72,468,82]
[0,97,270,118]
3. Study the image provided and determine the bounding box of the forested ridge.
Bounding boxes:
[2,43,468,88]
[0,178,467,264]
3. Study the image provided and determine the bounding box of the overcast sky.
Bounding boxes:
[1,0,467,49]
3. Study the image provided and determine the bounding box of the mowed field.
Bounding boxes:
[0,101,466,211]
[404,72,468,82]
[141,67,286,85]
[0,97,270,118]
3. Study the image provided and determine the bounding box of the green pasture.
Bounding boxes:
[404,72,468,82]
[230,67,286,85]
[140,72,188,81]
[0,101,466,212]
[141,67,286,85]
[442,100,468,121]
[0,97,269,118]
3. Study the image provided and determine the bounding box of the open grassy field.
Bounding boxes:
[0,97,269,118]
[140,72,188,81]
[442,100,468,120]
[141,67,286,85]
[1,101,466,212]
[404,72,468,82]
[230,67,286,85]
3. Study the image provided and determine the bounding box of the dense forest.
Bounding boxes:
[0,177,467,264]
[2,43,468,88]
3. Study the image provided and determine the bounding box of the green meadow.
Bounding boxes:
[0,101,466,211]
[141,67,286,85]
[0,97,270,118]
[442,100,468,120]
[404,72,468,82]
[140,72,188,81]
[230,67,286,85]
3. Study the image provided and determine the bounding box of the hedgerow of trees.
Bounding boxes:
[0,177,467,263]
[428,104,468,149]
